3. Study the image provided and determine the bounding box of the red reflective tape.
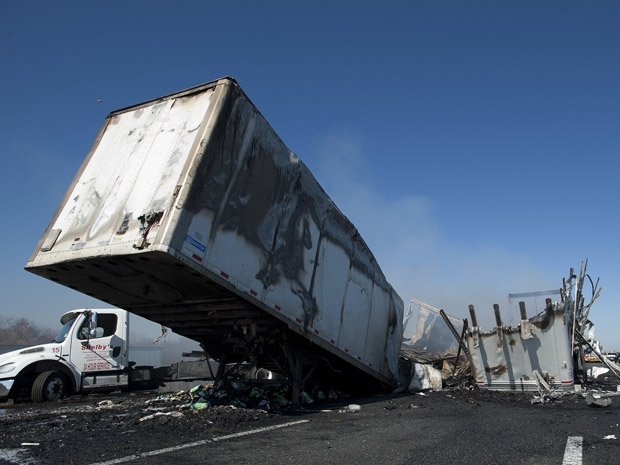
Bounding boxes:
[313,329,319,334]
[192,253,202,262]
[250,289,257,296]
[296,318,302,324]
[357,356,361,360]
[275,305,281,311]
[330,339,335,344]
[220,271,229,279]
[344,348,349,353]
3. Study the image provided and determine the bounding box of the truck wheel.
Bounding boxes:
[31,371,69,402]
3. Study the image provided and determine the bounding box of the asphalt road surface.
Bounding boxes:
[3,387,620,465]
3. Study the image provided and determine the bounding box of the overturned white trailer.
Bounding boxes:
[25,77,404,394]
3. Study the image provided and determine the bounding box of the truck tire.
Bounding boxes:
[31,371,69,402]
[247,367,274,380]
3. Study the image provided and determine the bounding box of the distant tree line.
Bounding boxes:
[0,315,56,345]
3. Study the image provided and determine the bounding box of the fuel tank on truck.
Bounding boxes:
[25,77,404,389]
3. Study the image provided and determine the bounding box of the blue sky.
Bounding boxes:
[2,2,619,348]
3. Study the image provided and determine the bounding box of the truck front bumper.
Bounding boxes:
[0,379,14,402]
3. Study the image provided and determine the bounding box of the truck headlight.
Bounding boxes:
[0,362,16,374]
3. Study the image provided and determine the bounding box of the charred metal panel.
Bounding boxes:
[466,259,605,393]
[403,299,464,358]
[466,297,574,392]
[25,77,403,387]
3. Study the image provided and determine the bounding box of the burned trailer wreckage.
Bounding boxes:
[400,299,471,392]
[24,77,403,399]
[20,74,614,403]
[402,260,614,396]
[464,260,611,392]
[466,295,574,392]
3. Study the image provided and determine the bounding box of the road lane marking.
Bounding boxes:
[89,419,310,465]
[562,436,583,465]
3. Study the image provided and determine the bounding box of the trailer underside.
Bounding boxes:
[35,250,390,394]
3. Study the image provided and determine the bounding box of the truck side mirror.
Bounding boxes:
[88,312,98,337]
[112,346,121,357]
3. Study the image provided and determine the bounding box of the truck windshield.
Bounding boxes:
[53,317,77,343]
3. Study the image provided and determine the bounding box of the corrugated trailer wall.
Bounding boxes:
[25,77,404,388]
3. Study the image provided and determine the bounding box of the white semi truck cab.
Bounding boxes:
[0,308,134,402]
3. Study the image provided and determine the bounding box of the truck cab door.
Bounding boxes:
[70,311,129,391]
